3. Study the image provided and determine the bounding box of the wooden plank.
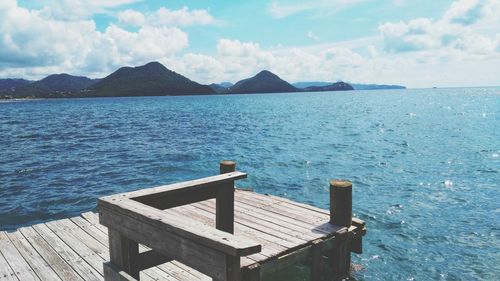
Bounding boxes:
[0,231,39,281]
[0,250,19,281]
[103,172,247,201]
[99,205,230,281]
[18,227,83,281]
[5,231,62,280]
[197,200,312,244]
[46,219,162,281]
[173,205,287,259]
[235,193,342,234]
[98,198,261,256]
[259,192,366,228]
[31,223,103,281]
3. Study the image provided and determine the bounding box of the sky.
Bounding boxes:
[1,0,499,88]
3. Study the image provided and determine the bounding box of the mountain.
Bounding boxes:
[302,82,354,92]
[0,79,32,92]
[209,83,228,94]
[86,62,214,97]
[229,70,297,94]
[351,83,405,90]
[294,81,406,90]
[12,74,99,98]
[293,82,331,89]
[219,82,233,88]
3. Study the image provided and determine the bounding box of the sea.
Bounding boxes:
[0,88,499,280]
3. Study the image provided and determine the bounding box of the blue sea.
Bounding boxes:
[0,88,499,280]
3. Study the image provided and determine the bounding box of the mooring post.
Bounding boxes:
[217,160,236,234]
[329,180,353,280]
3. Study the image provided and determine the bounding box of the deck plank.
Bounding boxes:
[18,226,83,281]
[0,231,39,281]
[4,231,61,280]
[0,249,19,281]
[31,223,103,281]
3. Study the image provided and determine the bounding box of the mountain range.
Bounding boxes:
[0,61,405,99]
[293,81,405,90]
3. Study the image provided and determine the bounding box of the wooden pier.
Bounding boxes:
[0,161,366,281]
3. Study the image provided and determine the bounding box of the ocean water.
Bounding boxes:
[0,88,499,280]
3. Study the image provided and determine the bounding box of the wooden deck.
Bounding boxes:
[0,190,364,280]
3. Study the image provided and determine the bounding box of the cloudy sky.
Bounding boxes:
[1,0,499,88]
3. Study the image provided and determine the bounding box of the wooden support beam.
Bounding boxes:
[330,227,350,280]
[136,250,172,271]
[104,262,137,281]
[108,229,140,280]
[310,239,324,281]
[243,263,261,281]
[217,160,237,234]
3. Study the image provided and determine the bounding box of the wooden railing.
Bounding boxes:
[98,161,261,281]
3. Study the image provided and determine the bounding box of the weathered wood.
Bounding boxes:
[329,180,352,227]
[220,160,236,174]
[18,227,83,281]
[5,231,62,280]
[0,231,39,281]
[103,262,137,281]
[310,239,324,281]
[107,172,246,201]
[99,198,261,257]
[108,229,140,280]
[242,263,261,281]
[99,205,230,280]
[216,182,235,234]
[31,223,103,281]
[330,227,350,280]
[135,250,171,271]
[0,242,19,281]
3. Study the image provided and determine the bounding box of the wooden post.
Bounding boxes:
[310,239,324,281]
[329,180,352,227]
[216,160,236,234]
[220,160,236,174]
[107,229,140,280]
[329,180,353,280]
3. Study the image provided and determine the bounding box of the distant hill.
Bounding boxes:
[294,81,405,90]
[293,82,331,88]
[209,83,228,94]
[0,79,32,92]
[11,74,99,98]
[301,82,354,92]
[86,62,214,97]
[219,82,233,88]
[351,83,405,90]
[229,70,297,94]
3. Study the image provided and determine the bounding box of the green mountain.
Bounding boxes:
[301,82,354,92]
[0,79,32,92]
[229,70,297,94]
[85,62,214,97]
[10,74,99,98]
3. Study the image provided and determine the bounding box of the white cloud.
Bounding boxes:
[149,6,216,27]
[0,1,190,79]
[268,0,366,18]
[307,31,319,41]
[40,0,141,20]
[118,9,145,26]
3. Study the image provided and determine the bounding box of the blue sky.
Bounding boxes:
[1,0,500,87]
